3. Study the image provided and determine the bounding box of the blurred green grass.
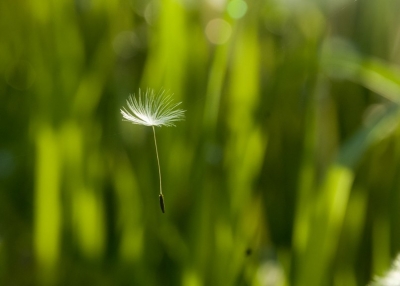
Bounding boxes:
[1,0,400,285]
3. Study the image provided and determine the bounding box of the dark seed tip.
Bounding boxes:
[159,194,165,213]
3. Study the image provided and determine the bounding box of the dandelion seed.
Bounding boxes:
[121,89,185,213]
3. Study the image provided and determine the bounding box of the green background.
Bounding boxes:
[1,0,400,285]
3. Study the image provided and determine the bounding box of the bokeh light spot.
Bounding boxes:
[205,19,232,45]
[206,0,227,12]
[227,0,248,19]
[112,31,142,59]
[144,1,161,25]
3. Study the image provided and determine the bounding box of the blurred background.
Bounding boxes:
[1,0,400,285]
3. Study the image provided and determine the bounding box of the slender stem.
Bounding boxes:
[152,126,163,195]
